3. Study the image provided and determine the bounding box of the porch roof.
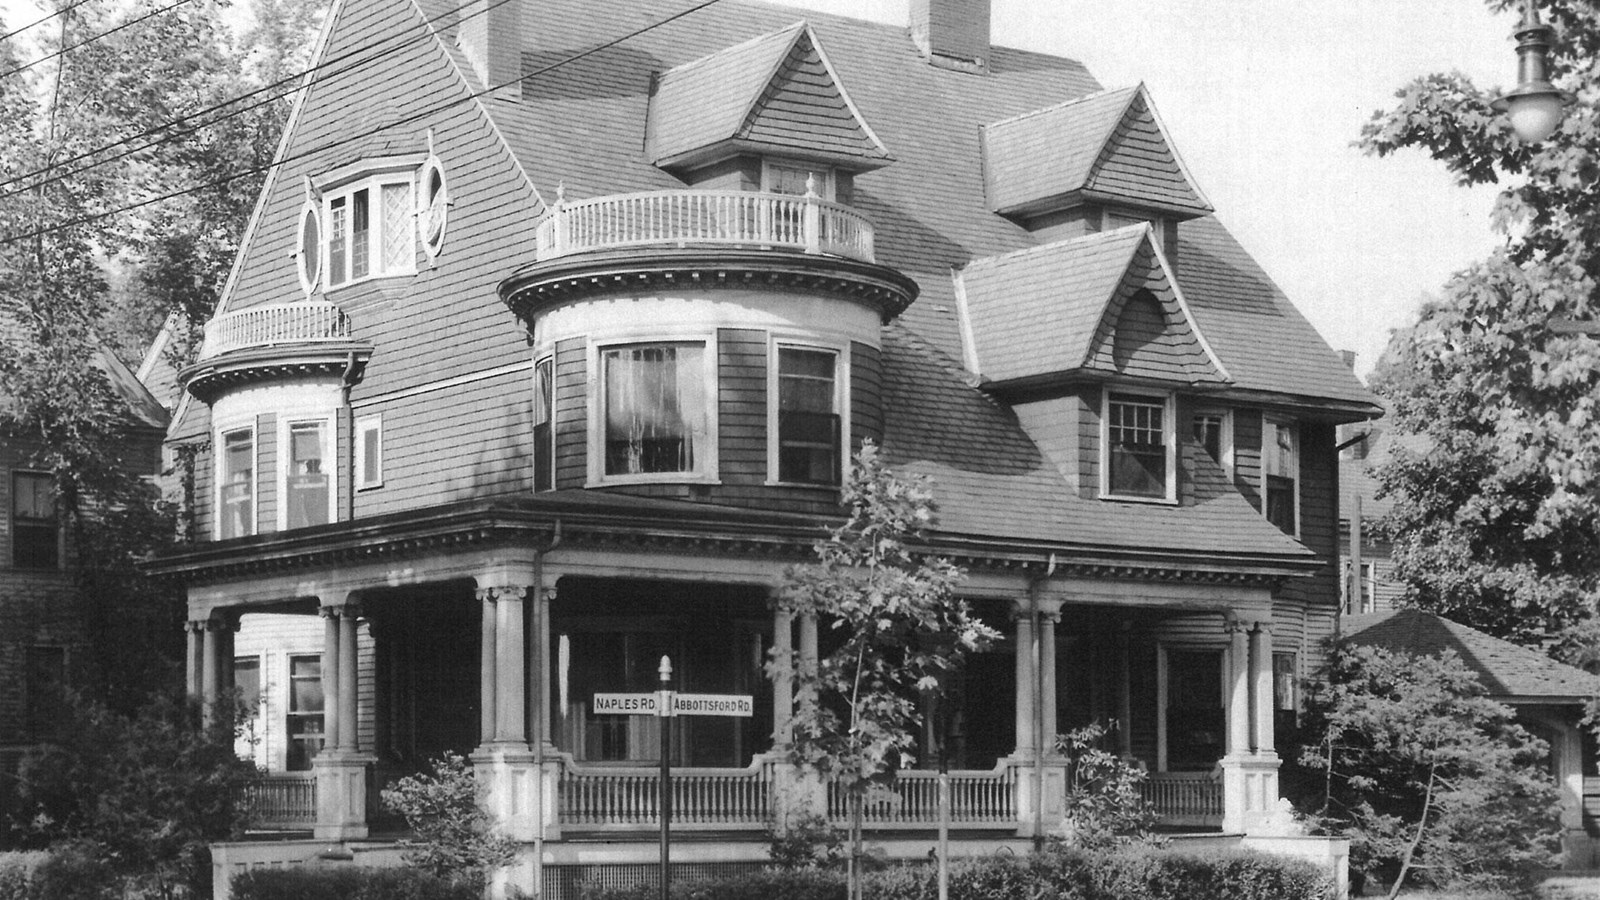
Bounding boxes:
[1344,609,1600,704]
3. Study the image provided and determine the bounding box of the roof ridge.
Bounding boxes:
[983,83,1139,130]
[961,223,1147,272]
[657,19,807,79]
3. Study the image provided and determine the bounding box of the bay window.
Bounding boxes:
[1103,391,1174,500]
[600,342,709,478]
[1263,417,1298,535]
[324,177,414,289]
[219,428,255,539]
[774,346,840,485]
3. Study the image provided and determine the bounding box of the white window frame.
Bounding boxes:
[532,357,554,492]
[1192,406,1233,476]
[418,156,449,260]
[296,201,322,296]
[766,340,848,487]
[355,414,383,491]
[761,159,835,200]
[1262,415,1301,538]
[1100,388,1177,503]
[277,415,337,531]
[215,423,257,540]
[587,334,720,486]
[320,173,416,290]
[11,469,60,570]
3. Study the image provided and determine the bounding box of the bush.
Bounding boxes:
[0,846,114,900]
[379,752,517,888]
[765,813,846,870]
[580,869,846,900]
[229,865,482,900]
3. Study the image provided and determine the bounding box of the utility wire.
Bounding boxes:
[0,0,98,45]
[0,0,517,198]
[0,0,201,82]
[0,0,725,246]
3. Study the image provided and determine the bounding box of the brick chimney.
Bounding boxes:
[910,0,990,73]
[459,0,522,100]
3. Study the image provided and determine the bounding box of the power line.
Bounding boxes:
[0,0,201,82]
[0,0,98,45]
[0,0,726,246]
[0,0,518,198]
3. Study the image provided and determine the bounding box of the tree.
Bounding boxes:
[1294,643,1561,898]
[1361,0,1600,653]
[379,752,518,890]
[771,440,998,900]
[9,691,259,899]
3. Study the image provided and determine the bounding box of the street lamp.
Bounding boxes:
[1491,0,1575,143]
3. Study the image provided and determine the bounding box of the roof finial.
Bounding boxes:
[804,172,818,199]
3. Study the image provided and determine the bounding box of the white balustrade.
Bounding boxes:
[826,766,1017,827]
[534,190,876,263]
[240,773,318,830]
[559,759,774,827]
[1140,771,1223,822]
[200,302,355,361]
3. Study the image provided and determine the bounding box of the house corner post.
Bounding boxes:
[1220,617,1281,835]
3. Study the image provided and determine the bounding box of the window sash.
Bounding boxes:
[534,358,554,491]
[602,343,705,476]
[1107,394,1168,498]
[220,430,254,539]
[287,655,324,771]
[323,178,414,288]
[777,348,839,485]
[356,415,382,490]
[1263,419,1298,533]
[285,421,330,529]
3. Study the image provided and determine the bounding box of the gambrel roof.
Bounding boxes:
[983,84,1212,218]
[957,224,1228,388]
[647,21,891,171]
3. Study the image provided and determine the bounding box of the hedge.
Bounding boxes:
[0,848,115,900]
[229,865,482,900]
[582,845,1330,900]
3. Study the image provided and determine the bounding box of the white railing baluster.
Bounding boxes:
[200,302,354,361]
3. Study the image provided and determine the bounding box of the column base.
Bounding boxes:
[765,752,827,831]
[472,744,542,843]
[313,752,375,840]
[1219,753,1286,835]
[1007,755,1070,838]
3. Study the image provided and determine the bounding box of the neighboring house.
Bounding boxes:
[0,316,167,818]
[1345,609,1600,866]
[144,0,1381,894]
[1337,412,1405,616]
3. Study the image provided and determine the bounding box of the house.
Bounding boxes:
[142,0,1380,894]
[0,316,167,819]
[1336,403,1404,616]
[1344,609,1600,866]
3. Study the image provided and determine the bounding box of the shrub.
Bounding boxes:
[230,865,482,900]
[579,868,845,900]
[1054,722,1159,849]
[0,847,114,900]
[765,812,845,870]
[379,752,517,888]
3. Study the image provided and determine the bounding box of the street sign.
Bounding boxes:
[591,691,753,717]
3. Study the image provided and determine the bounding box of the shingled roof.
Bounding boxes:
[958,224,1229,388]
[1345,608,1600,703]
[647,21,891,171]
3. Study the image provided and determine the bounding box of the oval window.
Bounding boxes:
[421,161,447,257]
[297,203,322,294]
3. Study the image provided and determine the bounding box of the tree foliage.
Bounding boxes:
[1294,643,1561,898]
[1363,0,1600,651]
[771,441,998,900]
[1053,722,1158,850]
[379,752,518,889]
[7,691,259,899]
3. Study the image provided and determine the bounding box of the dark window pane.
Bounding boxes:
[778,349,838,485]
[14,472,58,569]
[1108,395,1166,497]
[1266,475,1296,533]
[286,422,328,528]
[350,189,370,280]
[1166,650,1223,771]
[287,655,323,771]
[328,197,347,285]
[534,358,553,491]
[1193,414,1223,462]
[234,657,261,710]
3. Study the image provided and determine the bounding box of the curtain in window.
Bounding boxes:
[604,344,704,475]
[286,422,329,529]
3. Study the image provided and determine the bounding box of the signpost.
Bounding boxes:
[593,656,753,900]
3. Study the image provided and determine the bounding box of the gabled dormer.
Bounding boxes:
[982,85,1212,258]
[645,22,892,196]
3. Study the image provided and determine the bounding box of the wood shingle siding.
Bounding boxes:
[850,341,882,451]
[717,329,768,485]
[552,338,587,491]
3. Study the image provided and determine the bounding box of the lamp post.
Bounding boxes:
[1490,0,1575,143]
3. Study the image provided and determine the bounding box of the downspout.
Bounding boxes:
[1030,552,1057,848]
[340,352,360,521]
[532,519,562,900]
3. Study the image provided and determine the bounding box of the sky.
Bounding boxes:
[0,0,1521,379]
[781,0,1520,379]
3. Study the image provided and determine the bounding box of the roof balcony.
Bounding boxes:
[534,188,876,263]
[182,301,372,402]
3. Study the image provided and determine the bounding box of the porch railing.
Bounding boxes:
[200,301,355,360]
[1141,772,1223,825]
[534,189,876,263]
[826,766,1017,828]
[559,759,774,828]
[240,773,318,830]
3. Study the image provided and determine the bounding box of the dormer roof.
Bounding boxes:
[957,224,1228,389]
[983,84,1212,219]
[646,21,892,172]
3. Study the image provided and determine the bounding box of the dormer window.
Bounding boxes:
[325,177,414,288]
[1102,390,1175,502]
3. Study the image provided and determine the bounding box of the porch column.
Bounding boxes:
[798,613,819,717]
[772,607,794,745]
[493,586,528,744]
[1012,608,1036,758]
[321,604,341,750]
[338,602,360,753]
[479,587,498,744]
[1117,624,1133,758]
[184,619,203,697]
[314,597,372,842]
[1039,605,1061,752]
[1250,622,1275,755]
[533,579,555,751]
[200,616,224,720]
[1226,621,1250,757]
